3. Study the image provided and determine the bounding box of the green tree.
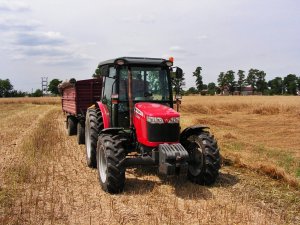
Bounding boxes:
[172,72,185,95]
[217,72,225,92]
[246,69,259,94]
[207,82,216,95]
[185,87,198,95]
[268,77,283,95]
[92,68,101,78]
[0,79,13,97]
[193,67,203,93]
[237,70,246,92]
[256,70,268,94]
[283,74,298,95]
[48,79,62,95]
[217,71,235,94]
[31,89,43,97]
[224,70,235,94]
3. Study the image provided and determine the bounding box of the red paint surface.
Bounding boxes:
[96,102,110,128]
[61,79,102,116]
[133,103,179,147]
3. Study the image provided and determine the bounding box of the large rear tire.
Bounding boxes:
[67,116,77,136]
[85,108,103,168]
[77,121,85,144]
[97,134,125,193]
[184,131,221,185]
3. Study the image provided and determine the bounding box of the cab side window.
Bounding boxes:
[102,67,116,113]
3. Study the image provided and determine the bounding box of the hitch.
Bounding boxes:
[158,143,189,176]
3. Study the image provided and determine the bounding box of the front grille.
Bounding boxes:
[147,122,180,142]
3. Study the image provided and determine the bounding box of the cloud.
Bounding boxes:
[0,1,30,12]
[14,31,66,46]
[0,16,41,31]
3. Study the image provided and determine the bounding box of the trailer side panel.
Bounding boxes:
[61,79,102,116]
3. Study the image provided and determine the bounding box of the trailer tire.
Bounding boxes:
[85,108,103,168]
[67,116,77,136]
[97,134,125,193]
[77,122,85,144]
[183,131,221,185]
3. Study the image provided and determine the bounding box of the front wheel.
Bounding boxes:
[97,134,125,193]
[184,131,221,185]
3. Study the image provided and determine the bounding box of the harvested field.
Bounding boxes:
[0,96,299,224]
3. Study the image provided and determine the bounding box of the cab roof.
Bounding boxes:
[98,57,167,67]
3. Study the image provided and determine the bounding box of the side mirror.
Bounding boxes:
[176,67,183,79]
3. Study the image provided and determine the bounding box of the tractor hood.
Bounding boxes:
[133,102,180,147]
[134,102,179,118]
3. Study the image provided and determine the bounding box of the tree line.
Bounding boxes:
[185,67,300,95]
[0,78,62,97]
[2,68,300,98]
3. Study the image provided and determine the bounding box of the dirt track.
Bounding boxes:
[1,104,299,224]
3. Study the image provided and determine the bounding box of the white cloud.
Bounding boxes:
[14,31,66,46]
[0,16,41,31]
[0,0,30,12]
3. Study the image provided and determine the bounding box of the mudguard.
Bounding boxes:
[99,128,124,135]
[96,101,110,128]
[180,125,209,144]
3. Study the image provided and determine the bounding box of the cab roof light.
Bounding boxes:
[164,60,173,67]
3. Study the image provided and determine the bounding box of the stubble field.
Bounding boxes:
[0,96,299,224]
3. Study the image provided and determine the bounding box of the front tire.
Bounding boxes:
[85,108,102,168]
[97,134,125,193]
[184,131,221,185]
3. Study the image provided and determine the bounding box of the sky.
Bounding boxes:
[0,0,299,92]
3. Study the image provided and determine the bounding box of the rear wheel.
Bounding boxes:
[85,108,103,168]
[97,134,125,193]
[67,116,77,136]
[77,121,85,144]
[184,131,221,185]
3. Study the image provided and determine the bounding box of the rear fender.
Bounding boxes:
[96,101,110,128]
[180,125,209,144]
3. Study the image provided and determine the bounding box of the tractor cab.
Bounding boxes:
[98,57,181,128]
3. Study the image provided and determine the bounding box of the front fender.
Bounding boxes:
[180,125,209,144]
[99,128,124,135]
[96,101,110,128]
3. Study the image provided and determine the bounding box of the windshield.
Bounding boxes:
[119,66,170,101]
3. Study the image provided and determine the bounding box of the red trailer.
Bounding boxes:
[61,78,102,143]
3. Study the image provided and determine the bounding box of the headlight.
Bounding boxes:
[168,117,180,124]
[147,116,164,124]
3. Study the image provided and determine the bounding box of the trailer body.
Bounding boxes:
[61,79,102,117]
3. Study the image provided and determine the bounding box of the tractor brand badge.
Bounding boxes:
[134,107,143,117]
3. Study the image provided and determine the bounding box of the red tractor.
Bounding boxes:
[61,57,221,193]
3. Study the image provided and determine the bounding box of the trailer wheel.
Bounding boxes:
[67,116,77,136]
[77,121,85,144]
[184,131,221,185]
[97,134,125,193]
[85,108,103,168]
